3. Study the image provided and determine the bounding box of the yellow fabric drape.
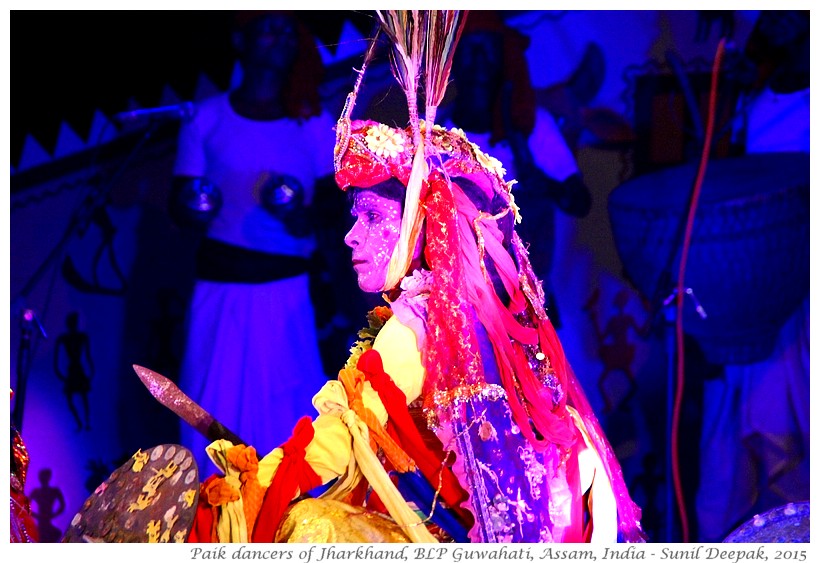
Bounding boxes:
[257,315,426,488]
[206,441,249,543]
[372,315,425,403]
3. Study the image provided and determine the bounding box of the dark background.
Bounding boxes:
[11,10,377,165]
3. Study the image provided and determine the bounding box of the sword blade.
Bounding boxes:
[132,364,245,446]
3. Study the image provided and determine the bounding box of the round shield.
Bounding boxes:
[62,444,200,543]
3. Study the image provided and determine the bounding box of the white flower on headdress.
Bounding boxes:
[473,146,507,178]
[365,124,406,158]
[418,120,445,133]
[507,181,523,224]
[449,126,467,139]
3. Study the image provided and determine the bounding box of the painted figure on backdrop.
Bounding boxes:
[584,288,649,414]
[29,468,66,543]
[53,311,94,431]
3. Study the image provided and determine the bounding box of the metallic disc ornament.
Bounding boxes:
[173,178,223,226]
[260,173,304,216]
[62,444,200,543]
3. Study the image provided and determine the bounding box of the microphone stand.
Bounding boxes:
[644,209,708,543]
[12,310,46,433]
[11,121,163,432]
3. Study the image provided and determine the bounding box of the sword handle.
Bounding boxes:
[205,420,246,446]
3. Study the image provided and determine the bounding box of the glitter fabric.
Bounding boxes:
[276,498,411,542]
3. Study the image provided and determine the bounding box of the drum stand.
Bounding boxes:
[660,285,707,542]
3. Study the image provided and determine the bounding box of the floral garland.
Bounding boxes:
[345,306,394,370]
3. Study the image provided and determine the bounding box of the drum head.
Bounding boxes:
[723,502,810,543]
[62,444,200,543]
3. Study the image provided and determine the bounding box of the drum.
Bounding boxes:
[608,152,809,365]
[724,502,810,543]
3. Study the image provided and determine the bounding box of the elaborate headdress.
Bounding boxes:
[333,10,644,542]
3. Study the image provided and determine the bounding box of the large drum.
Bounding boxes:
[723,502,810,543]
[608,152,809,365]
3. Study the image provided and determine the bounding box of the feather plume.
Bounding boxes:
[423,10,468,129]
[376,10,426,145]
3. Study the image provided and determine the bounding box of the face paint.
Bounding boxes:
[344,191,403,293]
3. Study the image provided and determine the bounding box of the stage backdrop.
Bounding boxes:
[10,10,808,544]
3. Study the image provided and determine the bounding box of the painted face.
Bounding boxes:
[344,191,403,293]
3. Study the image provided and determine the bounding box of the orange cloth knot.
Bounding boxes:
[226,444,265,539]
[203,476,240,506]
[227,445,259,479]
[338,366,416,473]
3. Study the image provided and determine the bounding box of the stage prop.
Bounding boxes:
[134,364,246,446]
[608,151,809,366]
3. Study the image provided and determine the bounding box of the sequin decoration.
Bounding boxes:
[438,390,583,542]
[345,191,404,293]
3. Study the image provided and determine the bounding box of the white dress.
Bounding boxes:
[173,93,336,475]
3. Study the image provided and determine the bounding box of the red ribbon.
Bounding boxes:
[187,474,219,542]
[251,416,321,542]
[357,349,468,513]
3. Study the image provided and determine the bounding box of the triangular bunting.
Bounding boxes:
[335,19,367,61]
[194,73,221,101]
[116,97,146,133]
[53,121,87,159]
[159,84,182,106]
[87,110,117,146]
[18,134,52,171]
[316,38,335,67]
[229,60,243,90]
[124,97,142,111]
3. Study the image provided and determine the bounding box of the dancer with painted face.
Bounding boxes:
[191,11,645,544]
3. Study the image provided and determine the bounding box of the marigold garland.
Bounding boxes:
[345,306,394,370]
